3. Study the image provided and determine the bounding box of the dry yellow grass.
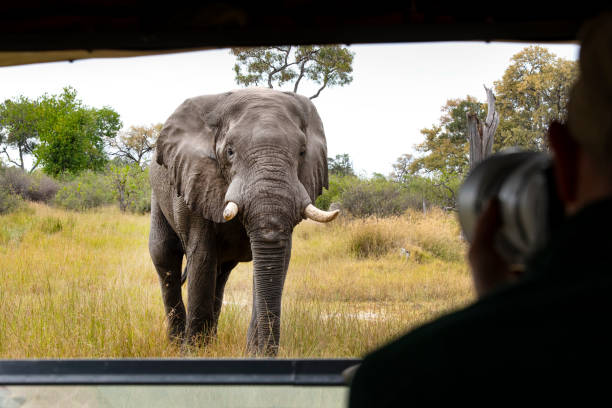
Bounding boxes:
[0,203,475,358]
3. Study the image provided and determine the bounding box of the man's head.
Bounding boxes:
[549,13,612,214]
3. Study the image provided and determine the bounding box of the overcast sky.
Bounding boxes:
[0,41,579,176]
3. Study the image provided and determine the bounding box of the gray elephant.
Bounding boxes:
[149,88,338,356]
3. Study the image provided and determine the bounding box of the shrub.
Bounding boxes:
[341,178,421,218]
[39,216,63,234]
[52,165,151,213]
[53,170,114,211]
[0,187,22,214]
[315,174,357,210]
[0,166,30,196]
[0,166,59,203]
[348,223,398,258]
[27,172,60,202]
[404,208,465,262]
[107,163,151,214]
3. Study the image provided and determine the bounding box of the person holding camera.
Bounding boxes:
[349,13,612,406]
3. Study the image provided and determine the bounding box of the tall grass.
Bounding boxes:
[0,204,474,358]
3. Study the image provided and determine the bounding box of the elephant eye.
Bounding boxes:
[227,147,234,158]
[299,147,306,157]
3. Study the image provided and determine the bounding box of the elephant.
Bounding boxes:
[148,87,339,356]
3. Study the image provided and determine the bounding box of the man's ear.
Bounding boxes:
[548,121,580,207]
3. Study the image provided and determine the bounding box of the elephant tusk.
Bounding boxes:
[304,204,339,223]
[223,202,238,221]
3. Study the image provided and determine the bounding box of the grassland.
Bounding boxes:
[0,203,475,358]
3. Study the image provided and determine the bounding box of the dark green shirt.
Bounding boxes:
[349,198,612,406]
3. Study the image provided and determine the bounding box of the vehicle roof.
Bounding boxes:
[1,1,608,66]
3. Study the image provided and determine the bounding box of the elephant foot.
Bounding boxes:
[166,306,186,343]
[168,331,185,346]
[182,321,218,352]
[246,338,279,357]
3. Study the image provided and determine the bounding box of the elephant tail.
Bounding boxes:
[181,266,188,286]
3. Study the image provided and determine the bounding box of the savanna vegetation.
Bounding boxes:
[0,45,578,358]
[0,202,471,357]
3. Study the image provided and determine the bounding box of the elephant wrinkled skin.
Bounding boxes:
[149,88,338,355]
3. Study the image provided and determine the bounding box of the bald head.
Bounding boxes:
[548,13,612,213]
[567,13,612,169]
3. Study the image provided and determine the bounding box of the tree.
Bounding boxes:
[1,87,121,176]
[494,46,578,150]
[107,162,151,213]
[107,123,161,168]
[409,46,577,179]
[391,153,462,210]
[0,96,40,171]
[231,45,354,99]
[390,153,414,183]
[412,96,485,178]
[393,97,485,209]
[328,153,355,176]
[467,86,499,169]
[35,87,121,176]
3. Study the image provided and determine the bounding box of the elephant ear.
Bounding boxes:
[156,95,229,223]
[295,95,329,203]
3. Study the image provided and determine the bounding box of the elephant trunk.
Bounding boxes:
[243,180,294,356]
[240,152,297,355]
[248,237,291,355]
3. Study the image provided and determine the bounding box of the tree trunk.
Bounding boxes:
[467,85,499,170]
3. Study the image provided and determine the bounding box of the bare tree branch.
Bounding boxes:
[107,124,160,168]
[1,147,24,169]
[294,59,308,93]
[310,76,329,99]
[266,46,297,88]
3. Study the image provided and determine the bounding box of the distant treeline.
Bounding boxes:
[316,154,457,218]
[0,165,151,215]
[1,46,577,218]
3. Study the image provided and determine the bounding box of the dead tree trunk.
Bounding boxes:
[467,85,499,170]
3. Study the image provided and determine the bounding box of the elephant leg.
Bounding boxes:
[184,223,218,347]
[213,261,238,324]
[149,200,186,342]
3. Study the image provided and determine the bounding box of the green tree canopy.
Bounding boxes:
[0,87,122,176]
[494,46,578,150]
[390,97,485,209]
[412,96,485,178]
[231,45,354,99]
[0,96,40,171]
[396,46,579,210]
[328,153,355,177]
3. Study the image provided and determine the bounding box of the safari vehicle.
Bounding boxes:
[1,2,610,407]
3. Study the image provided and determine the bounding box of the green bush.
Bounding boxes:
[53,170,114,211]
[52,165,151,213]
[341,177,422,218]
[0,187,22,215]
[315,174,357,210]
[107,164,151,214]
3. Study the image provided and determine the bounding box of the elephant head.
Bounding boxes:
[155,88,338,354]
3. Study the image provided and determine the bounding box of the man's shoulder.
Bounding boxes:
[350,270,612,406]
[358,269,612,374]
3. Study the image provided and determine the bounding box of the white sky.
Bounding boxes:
[0,41,579,176]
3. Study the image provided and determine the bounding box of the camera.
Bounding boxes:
[457,150,565,265]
